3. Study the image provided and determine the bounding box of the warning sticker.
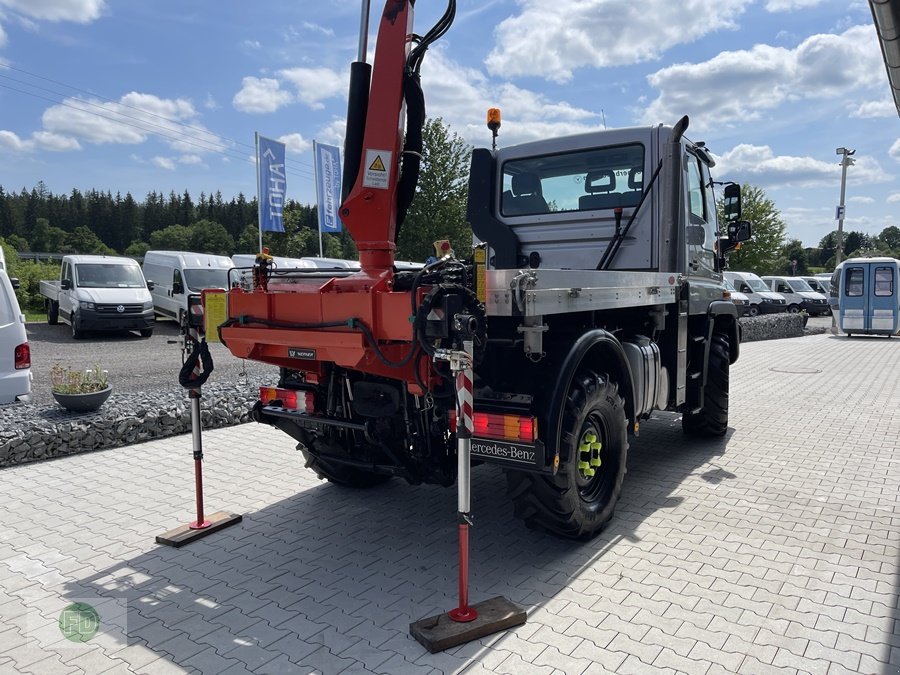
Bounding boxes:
[363,149,392,189]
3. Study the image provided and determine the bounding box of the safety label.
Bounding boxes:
[363,149,391,189]
[203,291,227,343]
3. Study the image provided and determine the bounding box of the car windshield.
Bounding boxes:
[183,268,229,291]
[75,263,145,288]
[745,278,768,292]
[786,279,813,292]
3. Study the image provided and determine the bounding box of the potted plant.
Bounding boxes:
[50,363,112,412]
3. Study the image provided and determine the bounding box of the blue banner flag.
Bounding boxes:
[257,134,286,233]
[314,141,343,234]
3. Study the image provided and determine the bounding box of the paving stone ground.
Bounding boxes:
[0,331,898,675]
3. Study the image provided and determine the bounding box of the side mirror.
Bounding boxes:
[146,280,155,291]
[173,281,184,295]
[9,277,19,290]
[60,279,72,290]
[722,183,741,222]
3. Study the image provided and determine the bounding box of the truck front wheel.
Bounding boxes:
[682,331,730,437]
[70,312,84,340]
[47,301,59,325]
[506,371,628,540]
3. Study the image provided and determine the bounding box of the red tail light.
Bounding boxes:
[14,343,30,370]
[472,412,537,442]
[259,386,315,413]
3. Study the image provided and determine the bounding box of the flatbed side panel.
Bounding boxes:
[484,269,679,317]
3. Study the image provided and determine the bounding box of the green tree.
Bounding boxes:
[67,226,115,254]
[124,241,150,258]
[718,184,786,275]
[878,225,900,250]
[189,219,234,255]
[149,224,193,250]
[395,117,472,261]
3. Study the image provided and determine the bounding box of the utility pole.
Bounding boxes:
[835,147,855,266]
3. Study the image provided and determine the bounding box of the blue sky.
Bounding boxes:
[0,0,896,246]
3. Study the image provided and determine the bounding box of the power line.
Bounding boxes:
[0,82,315,182]
[0,63,317,172]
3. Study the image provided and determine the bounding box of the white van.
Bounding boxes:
[723,271,787,316]
[761,276,830,315]
[142,251,234,325]
[0,269,31,403]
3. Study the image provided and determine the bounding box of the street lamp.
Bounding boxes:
[835,147,856,266]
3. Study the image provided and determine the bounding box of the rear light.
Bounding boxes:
[14,343,30,370]
[259,386,316,413]
[472,412,537,443]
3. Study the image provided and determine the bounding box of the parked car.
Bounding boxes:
[834,257,900,336]
[142,251,233,327]
[723,278,751,316]
[761,276,831,316]
[723,271,787,316]
[804,275,831,294]
[39,255,155,339]
[0,269,31,404]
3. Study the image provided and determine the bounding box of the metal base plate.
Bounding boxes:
[409,596,526,653]
[155,511,243,548]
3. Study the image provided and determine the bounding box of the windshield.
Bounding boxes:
[745,278,768,292]
[723,279,736,292]
[786,279,813,292]
[75,263,145,288]
[183,268,229,291]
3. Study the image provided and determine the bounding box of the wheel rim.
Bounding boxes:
[575,416,611,502]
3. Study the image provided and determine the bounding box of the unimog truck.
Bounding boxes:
[217,0,752,539]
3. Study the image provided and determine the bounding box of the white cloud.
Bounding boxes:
[486,0,751,83]
[713,143,890,188]
[888,193,900,203]
[277,133,310,154]
[303,21,334,37]
[642,25,884,131]
[0,130,29,151]
[420,48,602,146]
[0,0,105,22]
[151,156,176,170]
[0,20,7,47]
[278,67,345,109]
[204,93,218,110]
[37,92,226,155]
[232,77,293,114]
[764,0,825,11]
[178,154,203,165]
[890,138,900,161]
[33,131,80,151]
[850,99,897,118]
[848,195,875,204]
[242,40,260,50]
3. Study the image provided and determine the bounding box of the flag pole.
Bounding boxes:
[313,141,324,257]
[255,132,263,253]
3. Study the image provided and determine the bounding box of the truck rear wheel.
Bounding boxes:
[300,445,391,488]
[682,331,729,437]
[47,301,59,325]
[506,371,628,540]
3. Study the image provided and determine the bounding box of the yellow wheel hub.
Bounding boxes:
[577,430,602,478]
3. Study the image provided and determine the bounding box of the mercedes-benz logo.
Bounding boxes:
[116,305,124,313]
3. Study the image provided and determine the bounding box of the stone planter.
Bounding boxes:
[52,387,112,413]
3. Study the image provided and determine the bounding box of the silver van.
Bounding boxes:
[143,251,234,326]
[761,276,831,316]
[723,271,786,316]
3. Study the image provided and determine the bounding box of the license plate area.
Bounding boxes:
[471,438,548,472]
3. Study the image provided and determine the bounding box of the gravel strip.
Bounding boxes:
[0,375,269,467]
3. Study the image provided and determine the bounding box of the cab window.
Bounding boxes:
[874,267,894,297]
[845,267,864,297]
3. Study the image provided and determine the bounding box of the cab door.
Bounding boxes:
[840,264,867,332]
[684,152,720,313]
[869,263,898,333]
[59,260,75,322]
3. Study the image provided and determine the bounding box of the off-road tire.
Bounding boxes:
[505,371,628,540]
[47,301,59,325]
[682,331,730,437]
[300,446,391,488]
